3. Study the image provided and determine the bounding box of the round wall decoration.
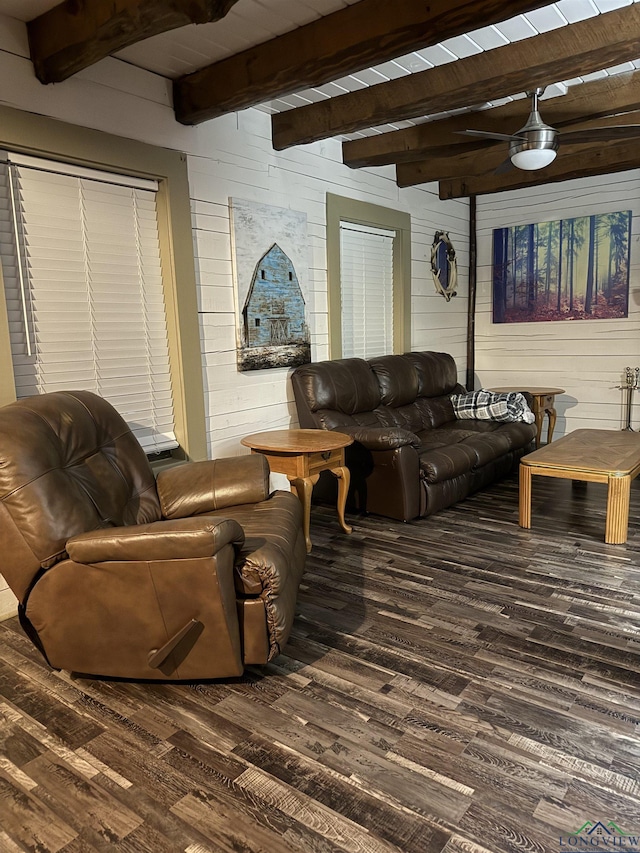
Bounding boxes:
[430,231,458,302]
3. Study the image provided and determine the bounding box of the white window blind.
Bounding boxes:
[0,153,177,454]
[339,221,395,359]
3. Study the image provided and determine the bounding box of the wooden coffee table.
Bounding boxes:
[519,429,640,544]
[241,429,353,553]
[490,386,564,447]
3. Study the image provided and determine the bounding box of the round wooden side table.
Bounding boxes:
[489,386,565,448]
[241,429,353,553]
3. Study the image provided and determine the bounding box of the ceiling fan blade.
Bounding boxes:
[494,157,515,175]
[456,129,523,143]
[560,125,640,144]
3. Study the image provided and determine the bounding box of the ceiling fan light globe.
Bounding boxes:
[510,148,557,171]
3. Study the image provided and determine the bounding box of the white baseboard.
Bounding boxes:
[0,587,18,621]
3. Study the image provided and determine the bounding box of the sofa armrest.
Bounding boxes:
[337,426,421,450]
[66,516,245,564]
[365,445,422,521]
[157,455,270,519]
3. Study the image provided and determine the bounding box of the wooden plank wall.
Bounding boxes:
[0,12,469,617]
[189,109,470,458]
[475,171,640,436]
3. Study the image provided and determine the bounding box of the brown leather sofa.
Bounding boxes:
[0,390,306,680]
[291,351,537,522]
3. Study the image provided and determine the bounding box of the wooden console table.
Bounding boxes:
[519,428,640,544]
[241,429,353,553]
[490,386,564,448]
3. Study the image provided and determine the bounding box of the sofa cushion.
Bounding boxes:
[331,425,421,450]
[461,433,513,466]
[413,394,458,430]
[479,420,538,451]
[372,401,426,434]
[290,358,381,416]
[312,408,383,432]
[403,351,461,397]
[434,418,536,450]
[368,355,419,407]
[419,425,512,476]
[419,443,478,483]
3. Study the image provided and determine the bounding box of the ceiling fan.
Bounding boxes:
[458,87,640,173]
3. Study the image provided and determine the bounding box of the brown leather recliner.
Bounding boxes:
[0,390,306,680]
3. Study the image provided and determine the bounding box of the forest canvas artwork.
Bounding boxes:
[492,210,631,323]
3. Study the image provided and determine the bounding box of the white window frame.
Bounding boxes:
[327,193,411,359]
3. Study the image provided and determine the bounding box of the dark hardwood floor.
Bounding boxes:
[1,472,640,853]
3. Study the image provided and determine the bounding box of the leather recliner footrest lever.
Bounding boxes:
[148,619,204,670]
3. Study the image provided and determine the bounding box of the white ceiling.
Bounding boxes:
[1,0,639,140]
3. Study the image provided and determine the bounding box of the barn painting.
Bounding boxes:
[230,199,311,371]
[241,243,310,366]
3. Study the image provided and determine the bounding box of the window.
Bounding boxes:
[327,194,411,359]
[1,153,175,453]
[0,104,206,461]
[339,222,395,358]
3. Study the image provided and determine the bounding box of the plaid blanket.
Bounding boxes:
[451,390,535,423]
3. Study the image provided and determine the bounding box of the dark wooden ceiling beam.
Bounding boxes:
[398,147,508,187]
[343,71,640,168]
[28,0,240,84]
[437,140,640,198]
[272,4,640,150]
[174,0,550,126]
[396,112,640,186]
[344,104,533,169]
